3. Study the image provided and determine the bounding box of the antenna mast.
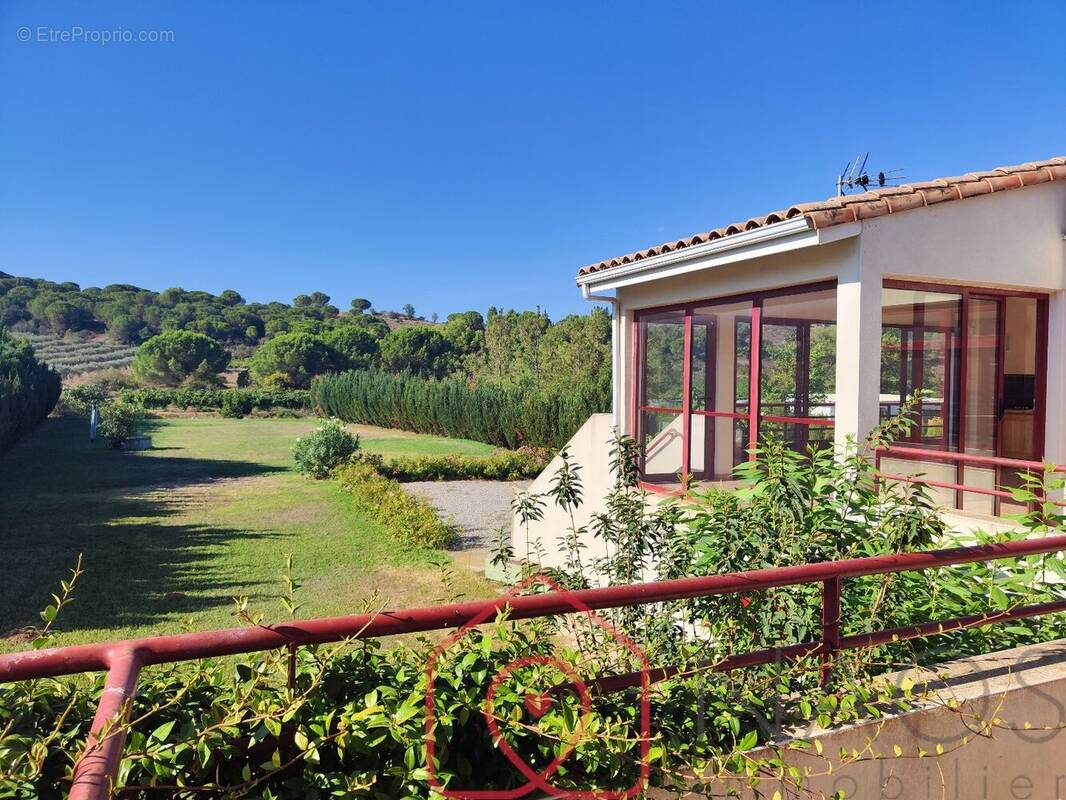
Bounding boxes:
[836,153,905,195]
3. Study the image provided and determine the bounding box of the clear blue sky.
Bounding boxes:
[1,2,1064,318]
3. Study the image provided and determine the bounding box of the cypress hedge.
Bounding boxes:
[310,370,608,450]
[0,330,62,450]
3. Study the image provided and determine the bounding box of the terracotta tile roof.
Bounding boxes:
[578,156,1066,277]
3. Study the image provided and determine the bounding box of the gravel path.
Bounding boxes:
[404,480,530,555]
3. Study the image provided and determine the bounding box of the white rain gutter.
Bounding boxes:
[581,283,621,432]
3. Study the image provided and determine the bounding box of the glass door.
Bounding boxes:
[636,310,686,482]
[960,296,1002,513]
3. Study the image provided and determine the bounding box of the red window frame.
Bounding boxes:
[632,280,837,484]
[880,279,1050,513]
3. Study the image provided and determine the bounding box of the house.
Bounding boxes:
[513,156,1066,569]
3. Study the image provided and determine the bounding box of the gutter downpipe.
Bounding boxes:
[581,283,621,434]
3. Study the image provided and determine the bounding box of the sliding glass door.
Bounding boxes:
[879,282,1047,514]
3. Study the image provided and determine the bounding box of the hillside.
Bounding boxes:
[17,332,137,376]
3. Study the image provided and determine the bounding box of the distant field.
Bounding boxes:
[18,332,137,375]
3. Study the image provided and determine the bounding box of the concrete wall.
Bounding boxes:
[510,413,617,572]
[649,637,1066,799]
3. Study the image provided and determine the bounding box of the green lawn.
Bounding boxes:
[0,416,495,650]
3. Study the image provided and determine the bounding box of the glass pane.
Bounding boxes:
[735,319,751,411]
[880,287,962,451]
[688,300,752,480]
[759,287,837,453]
[999,297,1040,506]
[964,298,1000,457]
[640,311,685,409]
[641,410,684,480]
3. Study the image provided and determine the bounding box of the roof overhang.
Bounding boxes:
[576,217,861,293]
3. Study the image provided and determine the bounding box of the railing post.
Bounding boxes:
[820,577,841,688]
[70,648,142,800]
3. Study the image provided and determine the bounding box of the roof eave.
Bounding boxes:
[576,217,859,293]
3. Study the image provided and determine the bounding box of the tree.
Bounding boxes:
[109,314,143,345]
[350,298,372,314]
[219,289,244,306]
[249,332,343,388]
[378,327,453,378]
[442,311,485,358]
[323,326,380,371]
[309,291,331,306]
[131,330,230,387]
[402,303,415,320]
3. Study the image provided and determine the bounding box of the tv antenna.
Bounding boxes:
[836,153,905,195]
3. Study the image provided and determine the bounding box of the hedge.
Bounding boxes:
[310,370,608,450]
[118,386,311,412]
[0,330,61,450]
[333,461,456,548]
[354,447,552,482]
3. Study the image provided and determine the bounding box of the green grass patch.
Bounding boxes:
[0,416,493,649]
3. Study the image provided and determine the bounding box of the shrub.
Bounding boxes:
[292,418,360,478]
[334,461,456,547]
[374,446,552,481]
[0,328,61,450]
[131,330,230,387]
[96,400,142,448]
[118,387,311,414]
[219,389,253,418]
[310,370,608,450]
[59,382,107,416]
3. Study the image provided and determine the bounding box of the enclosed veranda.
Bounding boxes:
[633,279,1050,518]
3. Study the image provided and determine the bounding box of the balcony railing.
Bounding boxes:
[4,535,1066,799]
[875,445,1066,515]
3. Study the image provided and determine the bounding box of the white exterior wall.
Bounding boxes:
[511,413,617,572]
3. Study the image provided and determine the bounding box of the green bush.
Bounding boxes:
[334,461,456,547]
[0,328,61,450]
[131,330,230,387]
[219,389,253,418]
[372,446,552,481]
[96,400,142,449]
[118,386,310,414]
[59,382,107,416]
[292,418,360,478]
[310,370,608,450]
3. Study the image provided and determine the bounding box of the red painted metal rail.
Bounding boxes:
[5,534,1066,799]
[875,445,1066,514]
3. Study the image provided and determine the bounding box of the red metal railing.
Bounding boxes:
[875,445,1066,515]
[5,534,1066,799]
